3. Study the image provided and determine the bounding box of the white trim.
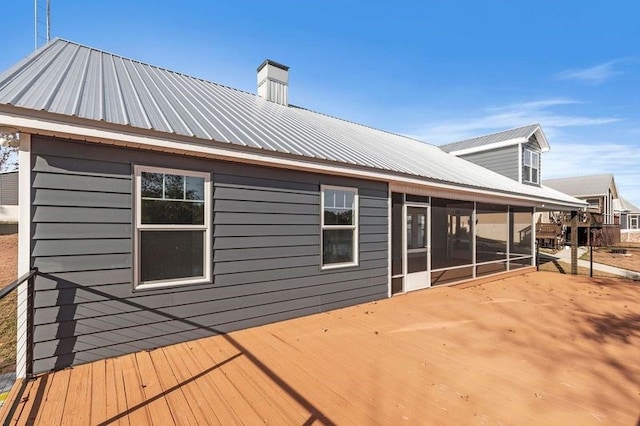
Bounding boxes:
[518,145,523,184]
[531,206,537,267]
[133,165,212,290]
[0,112,586,210]
[320,185,359,269]
[523,148,540,184]
[448,137,527,156]
[386,187,392,298]
[16,133,31,379]
[472,202,477,278]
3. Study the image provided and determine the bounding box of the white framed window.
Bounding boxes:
[631,215,639,229]
[134,165,211,289]
[523,149,539,184]
[321,185,358,268]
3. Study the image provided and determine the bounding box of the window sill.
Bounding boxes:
[134,277,212,292]
[321,262,359,271]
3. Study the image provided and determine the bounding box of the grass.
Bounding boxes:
[0,291,16,374]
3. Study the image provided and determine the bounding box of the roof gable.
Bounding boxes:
[440,124,550,155]
[616,196,640,213]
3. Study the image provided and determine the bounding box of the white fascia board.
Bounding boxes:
[16,133,31,379]
[531,127,550,152]
[448,137,527,156]
[0,111,586,210]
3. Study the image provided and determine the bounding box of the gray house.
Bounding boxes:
[543,174,619,225]
[439,124,549,185]
[0,39,584,377]
[615,197,640,230]
[0,170,19,225]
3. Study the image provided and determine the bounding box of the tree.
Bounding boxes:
[0,146,18,171]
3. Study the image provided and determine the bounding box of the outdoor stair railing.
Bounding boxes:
[0,268,38,424]
[0,268,38,378]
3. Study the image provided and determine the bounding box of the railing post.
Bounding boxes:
[26,271,35,379]
[535,240,539,271]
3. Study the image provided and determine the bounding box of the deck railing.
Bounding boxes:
[0,268,38,378]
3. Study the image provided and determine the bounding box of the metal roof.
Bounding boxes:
[0,39,583,207]
[615,196,640,213]
[440,124,546,153]
[543,174,616,198]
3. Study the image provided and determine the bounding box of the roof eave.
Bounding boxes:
[0,106,584,211]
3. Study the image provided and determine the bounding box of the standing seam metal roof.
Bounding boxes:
[0,39,583,206]
[542,174,616,198]
[439,124,541,153]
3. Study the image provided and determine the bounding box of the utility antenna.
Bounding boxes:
[34,0,51,49]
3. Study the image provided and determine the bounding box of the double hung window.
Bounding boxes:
[134,166,211,289]
[321,186,358,268]
[523,149,540,184]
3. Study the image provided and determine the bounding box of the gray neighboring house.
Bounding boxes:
[616,197,640,230]
[0,170,19,224]
[615,197,640,243]
[0,39,584,377]
[543,174,619,225]
[439,124,549,185]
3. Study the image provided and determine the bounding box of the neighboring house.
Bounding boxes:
[543,174,619,225]
[439,124,549,186]
[616,197,640,243]
[0,170,19,224]
[615,196,640,230]
[542,174,621,246]
[0,39,584,377]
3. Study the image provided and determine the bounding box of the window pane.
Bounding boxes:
[140,230,204,282]
[323,188,355,225]
[524,165,531,181]
[510,208,533,257]
[524,149,531,165]
[323,229,354,264]
[476,203,508,262]
[141,199,204,224]
[164,174,185,199]
[431,198,473,270]
[324,209,353,225]
[532,152,539,164]
[141,172,163,198]
[185,176,205,200]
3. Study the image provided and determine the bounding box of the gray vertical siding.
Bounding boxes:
[0,171,19,205]
[30,136,389,373]
[459,145,519,181]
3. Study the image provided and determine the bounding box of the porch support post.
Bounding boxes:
[570,210,578,275]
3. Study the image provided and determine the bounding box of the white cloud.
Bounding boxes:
[408,98,620,144]
[554,60,623,85]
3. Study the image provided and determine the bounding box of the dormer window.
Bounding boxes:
[523,149,539,184]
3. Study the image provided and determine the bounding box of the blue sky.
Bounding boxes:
[2,1,639,206]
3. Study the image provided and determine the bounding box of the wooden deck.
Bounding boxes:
[2,271,640,425]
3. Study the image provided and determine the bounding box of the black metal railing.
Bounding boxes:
[0,268,38,378]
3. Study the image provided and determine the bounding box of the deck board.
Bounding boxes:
[2,272,639,425]
[89,361,107,424]
[134,351,175,425]
[61,363,92,425]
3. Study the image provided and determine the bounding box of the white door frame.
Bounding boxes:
[404,203,431,292]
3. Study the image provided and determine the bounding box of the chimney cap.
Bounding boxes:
[257,59,289,72]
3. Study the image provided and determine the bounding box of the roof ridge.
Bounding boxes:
[543,173,614,182]
[440,123,539,148]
